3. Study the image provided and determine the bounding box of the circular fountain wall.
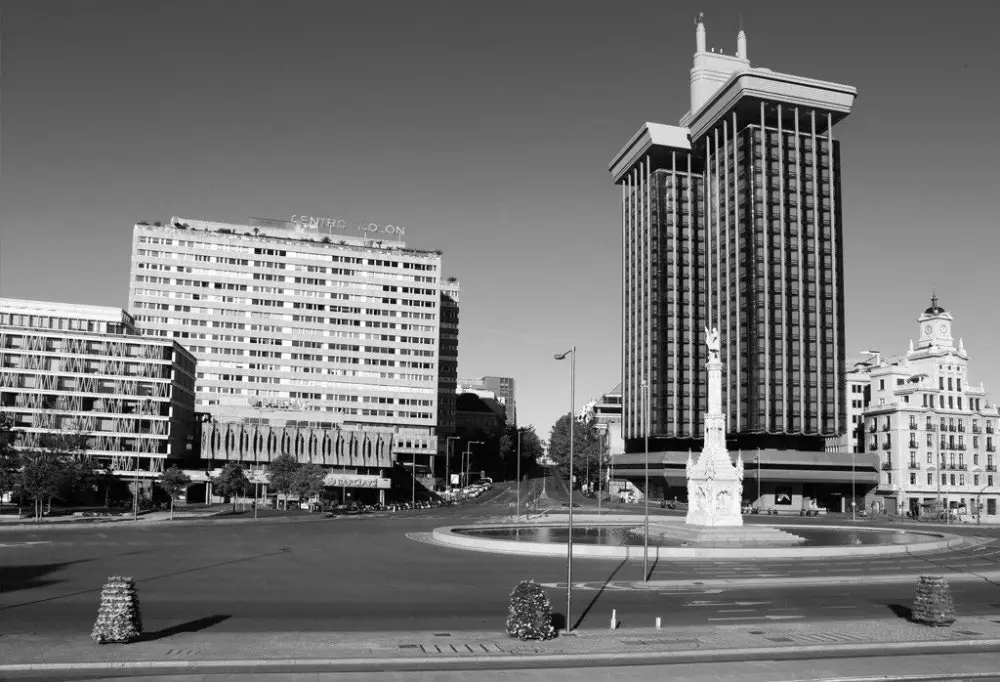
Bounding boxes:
[428,515,967,559]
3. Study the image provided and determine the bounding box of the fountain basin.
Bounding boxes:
[430,518,965,559]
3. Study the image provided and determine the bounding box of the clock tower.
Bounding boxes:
[915,294,954,350]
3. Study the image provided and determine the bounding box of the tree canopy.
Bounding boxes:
[266,453,300,509]
[158,465,192,519]
[291,464,326,506]
[213,462,249,510]
[547,414,603,486]
[0,412,20,497]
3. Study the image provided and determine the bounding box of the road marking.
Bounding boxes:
[822,605,857,609]
[717,608,758,613]
[685,601,770,607]
[708,614,803,621]
[0,541,51,548]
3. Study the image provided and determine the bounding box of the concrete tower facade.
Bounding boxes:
[610,17,857,455]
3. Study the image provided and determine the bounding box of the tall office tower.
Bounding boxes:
[437,280,460,444]
[128,217,457,481]
[609,18,856,454]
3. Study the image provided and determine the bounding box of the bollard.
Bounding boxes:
[610,609,618,631]
[656,617,661,630]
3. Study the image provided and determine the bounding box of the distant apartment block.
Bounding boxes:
[127,217,458,485]
[459,376,516,425]
[0,298,197,480]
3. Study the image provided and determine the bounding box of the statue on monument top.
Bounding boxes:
[705,326,720,361]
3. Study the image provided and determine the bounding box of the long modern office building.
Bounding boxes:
[0,298,197,484]
[609,17,856,455]
[127,216,459,488]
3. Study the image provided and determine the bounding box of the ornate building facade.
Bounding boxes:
[861,298,999,519]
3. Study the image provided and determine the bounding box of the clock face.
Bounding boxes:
[940,324,948,334]
[925,325,932,334]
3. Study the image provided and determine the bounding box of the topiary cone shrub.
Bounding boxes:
[91,576,143,644]
[505,579,556,640]
[911,575,956,626]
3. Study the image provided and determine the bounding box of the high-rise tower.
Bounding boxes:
[609,17,857,454]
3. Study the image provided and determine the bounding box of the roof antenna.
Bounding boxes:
[739,11,743,31]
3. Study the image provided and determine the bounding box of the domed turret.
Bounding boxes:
[924,293,946,316]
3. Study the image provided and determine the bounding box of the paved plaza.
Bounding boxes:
[2,482,1000,678]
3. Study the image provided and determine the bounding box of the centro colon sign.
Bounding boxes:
[291,215,406,239]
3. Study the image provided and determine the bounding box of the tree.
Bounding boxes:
[0,412,20,503]
[547,414,602,488]
[18,454,63,521]
[158,466,191,520]
[291,464,326,509]
[39,416,94,507]
[267,453,300,510]
[213,462,250,511]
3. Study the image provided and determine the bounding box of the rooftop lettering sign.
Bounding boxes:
[290,215,406,239]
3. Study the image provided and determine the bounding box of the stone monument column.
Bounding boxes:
[685,326,744,527]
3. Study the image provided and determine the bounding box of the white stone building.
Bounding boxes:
[860,297,999,520]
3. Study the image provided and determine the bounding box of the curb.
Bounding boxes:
[3,638,1000,674]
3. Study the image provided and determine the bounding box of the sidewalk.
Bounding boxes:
[3,615,1000,675]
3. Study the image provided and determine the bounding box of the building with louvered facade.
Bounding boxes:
[609,17,856,457]
[0,298,196,485]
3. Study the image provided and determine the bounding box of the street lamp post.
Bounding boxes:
[462,441,483,500]
[412,451,417,508]
[852,447,856,522]
[516,428,523,520]
[975,484,989,525]
[133,457,139,522]
[641,379,650,582]
[446,436,460,496]
[594,423,608,516]
[554,346,575,631]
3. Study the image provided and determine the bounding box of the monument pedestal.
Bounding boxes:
[685,359,744,528]
[637,521,806,546]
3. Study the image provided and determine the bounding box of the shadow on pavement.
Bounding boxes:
[0,563,76,593]
[140,614,231,641]
[0,550,152,596]
[573,557,628,631]
[887,603,914,621]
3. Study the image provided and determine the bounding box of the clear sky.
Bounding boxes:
[2,1,999,440]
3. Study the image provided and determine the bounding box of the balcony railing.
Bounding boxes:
[958,425,965,432]
[909,462,920,470]
[987,427,995,434]
[988,445,997,452]
[881,462,894,470]
[987,465,998,472]
[882,423,891,432]
[909,423,918,430]
[909,442,919,450]
[882,441,892,450]
[972,426,982,434]
[926,424,937,431]
[949,425,957,432]
[958,464,968,471]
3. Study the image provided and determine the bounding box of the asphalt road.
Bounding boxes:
[2,479,1000,635]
